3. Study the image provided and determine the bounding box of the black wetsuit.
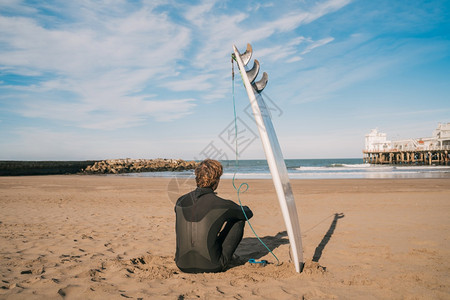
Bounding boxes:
[174,187,253,273]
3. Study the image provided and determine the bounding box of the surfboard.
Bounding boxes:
[232,44,304,273]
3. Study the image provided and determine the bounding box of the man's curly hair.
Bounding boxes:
[195,159,223,188]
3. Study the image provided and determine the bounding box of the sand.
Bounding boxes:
[0,175,449,299]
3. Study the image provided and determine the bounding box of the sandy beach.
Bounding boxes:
[0,175,449,299]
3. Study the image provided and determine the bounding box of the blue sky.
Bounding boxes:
[1,0,449,160]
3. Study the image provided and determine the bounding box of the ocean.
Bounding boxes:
[120,158,450,179]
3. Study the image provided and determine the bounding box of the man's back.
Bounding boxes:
[174,187,252,273]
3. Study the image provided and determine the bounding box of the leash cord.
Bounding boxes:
[231,55,280,266]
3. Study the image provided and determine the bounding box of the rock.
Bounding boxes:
[82,159,198,174]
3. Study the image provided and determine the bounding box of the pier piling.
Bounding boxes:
[363,148,450,165]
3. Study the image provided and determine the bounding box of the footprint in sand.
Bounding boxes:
[57,284,85,297]
[127,254,178,280]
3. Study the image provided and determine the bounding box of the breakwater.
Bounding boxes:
[0,159,198,176]
[0,160,99,176]
[82,159,198,174]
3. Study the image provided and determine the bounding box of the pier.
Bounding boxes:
[363,123,450,165]
[363,147,450,165]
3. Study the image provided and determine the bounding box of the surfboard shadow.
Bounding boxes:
[233,231,289,265]
[312,212,345,262]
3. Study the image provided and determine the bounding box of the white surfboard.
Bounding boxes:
[233,44,304,273]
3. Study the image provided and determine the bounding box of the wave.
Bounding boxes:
[295,164,450,171]
[295,164,372,171]
[223,170,450,180]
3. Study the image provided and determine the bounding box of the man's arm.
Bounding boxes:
[240,205,253,220]
[223,199,253,220]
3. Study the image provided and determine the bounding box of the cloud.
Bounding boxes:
[187,0,352,69]
[355,108,450,121]
[184,0,217,27]
[162,74,215,92]
[0,3,194,129]
[0,121,216,160]
[174,0,352,105]
[250,3,275,12]
[300,37,335,55]
[287,33,450,104]
[15,93,197,129]
[1,0,448,161]
[267,0,352,32]
[0,10,190,75]
[0,0,38,15]
[0,0,353,133]
[256,36,333,63]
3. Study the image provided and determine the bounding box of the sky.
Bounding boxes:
[0,0,449,160]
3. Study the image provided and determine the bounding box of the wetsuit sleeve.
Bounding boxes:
[242,205,253,219]
[223,200,253,220]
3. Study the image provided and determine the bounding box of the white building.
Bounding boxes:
[433,122,450,147]
[364,129,391,151]
[364,122,450,152]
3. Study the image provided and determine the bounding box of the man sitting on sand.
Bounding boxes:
[174,159,253,273]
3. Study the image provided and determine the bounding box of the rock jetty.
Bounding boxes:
[82,158,198,174]
[0,160,98,176]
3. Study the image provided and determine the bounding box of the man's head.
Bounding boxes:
[195,159,223,190]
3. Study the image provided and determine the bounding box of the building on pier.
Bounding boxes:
[363,123,450,165]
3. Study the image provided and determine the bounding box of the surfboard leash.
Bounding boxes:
[231,56,280,266]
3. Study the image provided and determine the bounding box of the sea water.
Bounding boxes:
[121,158,450,179]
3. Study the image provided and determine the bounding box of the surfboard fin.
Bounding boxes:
[246,59,260,83]
[240,43,252,66]
[253,72,268,93]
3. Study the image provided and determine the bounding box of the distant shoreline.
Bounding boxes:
[2,158,450,178]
